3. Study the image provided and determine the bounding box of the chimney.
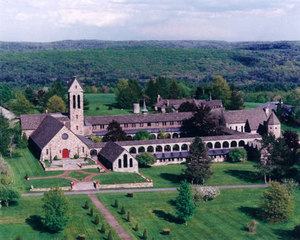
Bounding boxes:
[167,100,169,107]
[157,95,161,103]
[264,107,270,117]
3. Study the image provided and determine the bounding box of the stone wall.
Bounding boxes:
[96,181,153,189]
[30,186,71,192]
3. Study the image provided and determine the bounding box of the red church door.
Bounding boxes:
[62,149,69,158]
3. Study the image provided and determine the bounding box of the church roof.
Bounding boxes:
[267,112,280,125]
[30,115,64,149]
[21,113,69,130]
[67,76,83,92]
[98,141,126,163]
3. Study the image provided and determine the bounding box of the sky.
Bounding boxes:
[0,0,300,42]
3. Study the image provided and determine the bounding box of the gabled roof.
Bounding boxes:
[67,76,83,92]
[30,115,64,149]
[21,113,69,130]
[267,112,280,125]
[98,141,126,163]
[153,98,222,110]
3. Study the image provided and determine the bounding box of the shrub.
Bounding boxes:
[84,201,89,209]
[25,173,29,180]
[281,178,299,195]
[121,206,126,215]
[291,224,300,238]
[77,234,86,240]
[96,107,100,110]
[192,186,220,202]
[114,199,118,208]
[247,220,259,233]
[100,223,106,233]
[74,154,79,159]
[162,229,171,235]
[107,230,113,240]
[143,229,148,239]
[135,222,139,231]
[127,210,131,222]
[53,155,58,160]
[108,106,113,110]
[15,233,23,240]
[94,214,100,225]
[127,192,134,197]
[228,148,247,162]
[260,182,293,223]
[90,208,94,216]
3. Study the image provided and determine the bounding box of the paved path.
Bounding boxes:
[88,194,132,240]
[22,184,269,197]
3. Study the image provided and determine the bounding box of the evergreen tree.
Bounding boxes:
[115,79,142,108]
[142,229,148,239]
[121,206,126,215]
[84,200,89,209]
[175,180,196,225]
[260,182,293,223]
[43,81,67,108]
[155,76,169,99]
[100,223,106,233]
[94,214,100,225]
[135,222,139,231]
[127,210,131,222]
[102,120,127,142]
[0,114,10,157]
[229,83,244,110]
[144,79,158,105]
[24,86,34,104]
[168,80,182,99]
[42,187,71,232]
[114,199,118,208]
[184,137,213,185]
[90,207,94,216]
[107,230,113,240]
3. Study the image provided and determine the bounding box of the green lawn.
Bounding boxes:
[84,93,133,116]
[0,195,120,240]
[5,149,64,192]
[67,171,90,181]
[97,189,300,240]
[91,172,148,184]
[244,102,263,109]
[24,178,71,191]
[139,162,263,188]
[282,123,300,135]
[83,168,101,173]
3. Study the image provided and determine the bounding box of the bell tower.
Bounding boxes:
[68,77,84,135]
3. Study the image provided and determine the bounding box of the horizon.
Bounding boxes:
[1,0,300,42]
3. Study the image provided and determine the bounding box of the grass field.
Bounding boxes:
[5,149,64,192]
[282,123,300,135]
[24,178,71,190]
[67,171,90,181]
[244,102,263,109]
[0,195,120,240]
[97,189,300,240]
[91,172,148,184]
[139,162,262,188]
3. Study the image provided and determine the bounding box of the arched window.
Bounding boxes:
[90,149,97,156]
[156,145,162,152]
[239,140,245,147]
[164,145,171,152]
[231,141,237,147]
[129,147,136,154]
[123,154,128,168]
[118,159,122,168]
[151,134,156,139]
[206,142,213,149]
[73,95,76,109]
[173,133,179,138]
[147,146,154,152]
[130,158,133,167]
[138,147,145,153]
[223,141,229,148]
[77,95,81,109]
[173,144,180,151]
[215,142,221,149]
[181,144,188,151]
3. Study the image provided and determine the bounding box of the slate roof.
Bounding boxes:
[153,98,222,110]
[267,112,281,125]
[98,141,126,163]
[30,115,64,149]
[256,102,293,115]
[223,109,269,131]
[21,113,70,130]
[85,112,193,125]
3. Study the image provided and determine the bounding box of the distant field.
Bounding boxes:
[244,102,263,109]
[97,189,300,240]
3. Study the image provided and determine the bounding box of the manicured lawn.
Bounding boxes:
[91,172,147,184]
[84,93,133,116]
[24,178,71,191]
[67,171,90,181]
[244,102,263,109]
[0,195,120,240]
[5,149,64,192]
[97,189,300,240]
[282,123,300,135]
[83,168,101,173]
[140,162,263,188]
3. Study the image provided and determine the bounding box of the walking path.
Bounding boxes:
[22,184,269,197]
[88,194,132,240]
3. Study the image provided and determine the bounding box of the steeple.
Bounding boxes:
[141,99,148,115]
[68,77,84,135]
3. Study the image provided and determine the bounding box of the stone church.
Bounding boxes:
[21,77,281,171]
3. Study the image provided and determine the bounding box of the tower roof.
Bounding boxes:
[267,112,280,125]
[67,76,83,92]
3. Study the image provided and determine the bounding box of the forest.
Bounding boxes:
[0,40,300,89]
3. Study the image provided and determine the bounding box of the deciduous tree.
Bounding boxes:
[102,120,128,142]
[46,95,66,113]
[9,93,34,115]
[133,130,154,140]
[0,186,20,207]
[136,152,156,167]
[178,101,197,112]
[211,76,230,108]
